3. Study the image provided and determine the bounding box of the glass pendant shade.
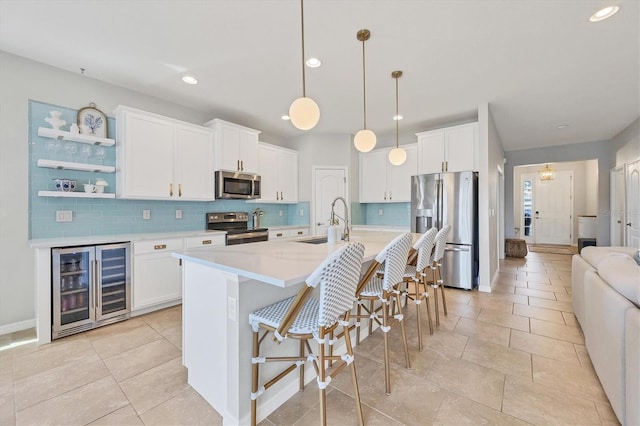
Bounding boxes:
[388,147,407,165]
[289,97,320,130]
[354,129,376,152]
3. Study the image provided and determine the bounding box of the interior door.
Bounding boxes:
[313,168,346,236]
[626,159,640,248]
[610,166,626,246]
[534,171,573,245]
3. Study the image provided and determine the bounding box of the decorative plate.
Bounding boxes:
[77,103,107,138]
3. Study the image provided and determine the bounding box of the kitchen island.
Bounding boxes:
[172,230,411,425]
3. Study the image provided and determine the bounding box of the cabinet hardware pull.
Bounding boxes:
[276,192,279,200]
[179,259,182,266]
[178,184,182,197]
[202,240,212,245]
[154,244,167,250]
[389,191,392,200]
[169,183,173,196]
[237,160,240,171]
[297,231,303,235]
[280,192,283,200]
[241,160,244,171]
[276,233,283,237]
[384,192,387,200]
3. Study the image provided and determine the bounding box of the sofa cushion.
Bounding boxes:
[598,253,640,307]
[581,246,638,269]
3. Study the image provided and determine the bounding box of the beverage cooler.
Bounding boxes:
[52,242,131,339]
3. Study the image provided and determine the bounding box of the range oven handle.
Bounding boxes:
[226,232,268,241]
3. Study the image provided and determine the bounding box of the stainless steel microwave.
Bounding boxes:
[215,170,261,199]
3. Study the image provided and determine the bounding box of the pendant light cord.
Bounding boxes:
[395,75,399,149]
[362,38,367,129]
[300,0,306,98]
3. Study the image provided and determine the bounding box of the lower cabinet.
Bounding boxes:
[131,234,226,314]
[269,227,309,240]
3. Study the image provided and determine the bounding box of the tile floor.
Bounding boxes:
[0,251,620,425]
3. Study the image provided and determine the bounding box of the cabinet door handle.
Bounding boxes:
[178,184,182,197]
[154,244,167,250]
[297,231,303,235]
[384,192,387,200]
[169,183,173,197]
[389,191,392,200]
[241,160,244,171]
[280,191,283,200]
[276,192,279,200]
[276,233,283,237]
[201,240,212,245]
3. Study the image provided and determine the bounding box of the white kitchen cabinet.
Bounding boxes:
[417,122,478,174]
[359,144,417,203]
[132,238,184,312]
[205,118,260,173]
[269,227,309,240]
[183,234,226,249]
[257,143,298,203]
[115,106,215,201]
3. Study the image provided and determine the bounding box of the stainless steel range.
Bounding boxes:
[206,212,269,245]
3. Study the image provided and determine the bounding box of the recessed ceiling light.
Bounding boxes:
[182,75,198,85]
[393,115,403,121]
[305,58,322,68]
[589,5,620,22]
[557,124,569,129]
[281,115,290,120]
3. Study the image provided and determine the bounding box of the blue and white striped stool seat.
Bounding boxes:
[359,276,385,297]
[249,296,319,335]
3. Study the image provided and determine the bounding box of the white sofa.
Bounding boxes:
[571,247,640,425]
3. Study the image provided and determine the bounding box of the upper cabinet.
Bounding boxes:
[114,105,214,201]
[360,144,417,203]
[417,122,478,174]
[257,143,298,203]
[205,119,260,173]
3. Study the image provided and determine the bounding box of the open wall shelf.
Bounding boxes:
[37,127,115,146]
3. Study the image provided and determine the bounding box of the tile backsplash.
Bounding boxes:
[351,202,411,227]
[29,100,309,240]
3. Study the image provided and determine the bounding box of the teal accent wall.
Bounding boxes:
[29,100,309,239]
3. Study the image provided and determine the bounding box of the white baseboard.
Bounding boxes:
[0,318,36,336]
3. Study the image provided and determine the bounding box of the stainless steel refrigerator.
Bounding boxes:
[411,172,478,290]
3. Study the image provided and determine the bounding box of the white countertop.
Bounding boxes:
[266,224,310,231]
[172,230,415,288]
[29,230,227,248]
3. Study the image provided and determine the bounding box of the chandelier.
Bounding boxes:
[538,164,556,181]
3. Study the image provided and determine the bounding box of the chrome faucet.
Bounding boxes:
[330,196,350,242]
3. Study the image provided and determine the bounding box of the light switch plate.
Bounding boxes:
[143,210,151,220]
[378,208,383,216]
[278,210,283,217]
[299,209,304,217]
[175,210,183,219]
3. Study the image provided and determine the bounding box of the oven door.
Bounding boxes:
[215,171,261,199]
[226,231,269,245]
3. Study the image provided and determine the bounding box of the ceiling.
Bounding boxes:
[1,0,638,151]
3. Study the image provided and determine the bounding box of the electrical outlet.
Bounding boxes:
[143,209,151,220]
[175,210,183,219]
[299,209,304,217]
[56,210,72,222]
[278,210,283,217]
[378,208,383,216]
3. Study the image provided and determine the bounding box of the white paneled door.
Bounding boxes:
[626,159,640,248]
[534,171,573,245]
[610,166,626,246]
[313,167,347,236]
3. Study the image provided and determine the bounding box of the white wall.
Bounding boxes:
[478,103,505,292]
[294,133,353,202]
[0,52,212,331]
[613,117,640,166]
[513,160,598,245]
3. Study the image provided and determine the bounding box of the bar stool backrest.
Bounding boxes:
[415,227,438,272]
[432,225,451,264]
[374,233,413,291]
[306,242,365,327]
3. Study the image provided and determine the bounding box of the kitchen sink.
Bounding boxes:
[296,236,328,244]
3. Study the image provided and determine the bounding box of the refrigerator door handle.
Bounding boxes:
[95,260,102,314]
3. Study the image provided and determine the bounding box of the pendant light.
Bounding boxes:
[388,70,407,166]
[289,0,320,130]
[538,164,556,181]
[353,29,376,152]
